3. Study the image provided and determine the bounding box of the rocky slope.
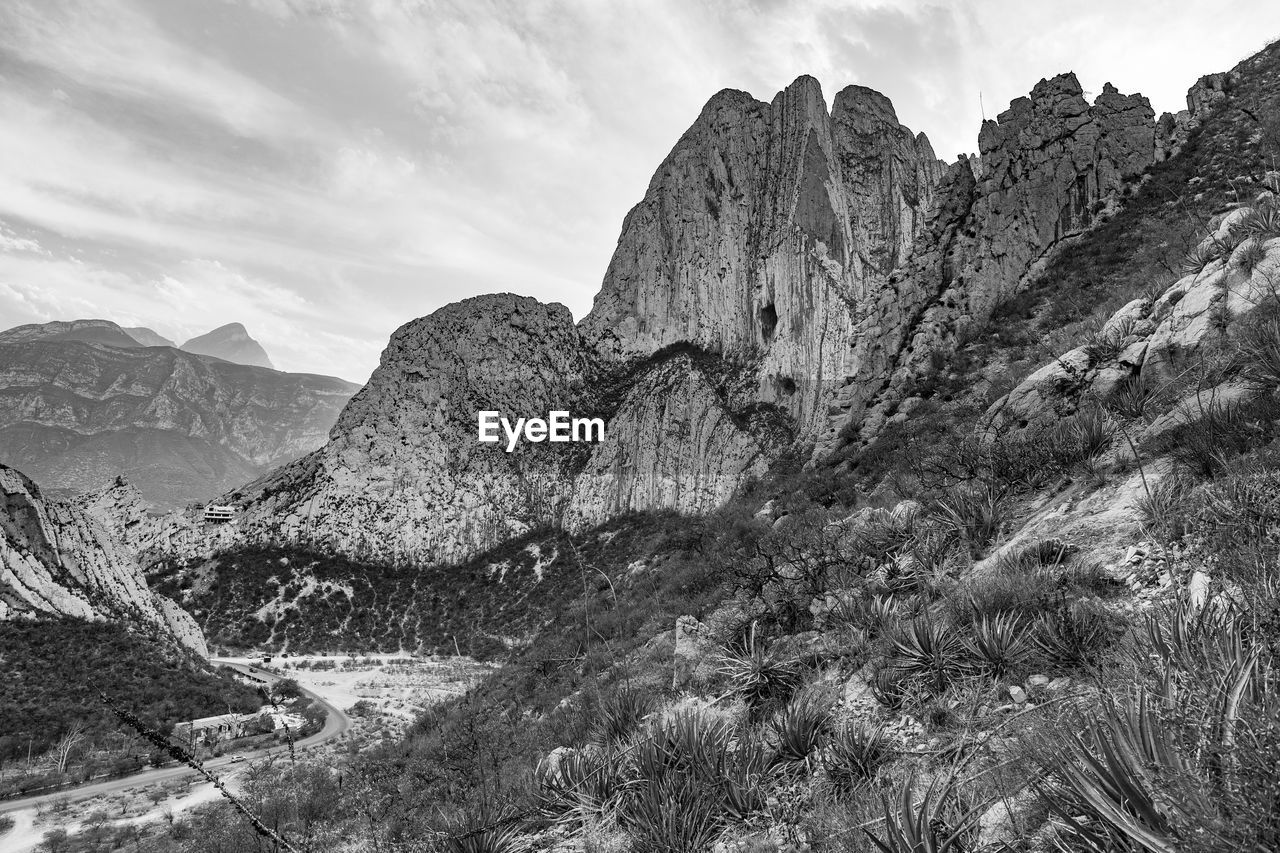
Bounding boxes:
[0,462,206,655]
[180,322,275,369]
[0,320,359,508]
[124,326,177,348]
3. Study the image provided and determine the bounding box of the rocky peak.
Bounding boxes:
[0,318,143,348]
[180,322,275,369]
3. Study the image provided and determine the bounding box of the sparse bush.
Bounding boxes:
[1054,406,1113,473]
[823,721,895,796]
[1153,395,1280,477]
[1239,315,1280,388]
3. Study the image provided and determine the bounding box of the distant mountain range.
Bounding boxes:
[0,319,360,509]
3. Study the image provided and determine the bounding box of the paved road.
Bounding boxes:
[0,660,351,817]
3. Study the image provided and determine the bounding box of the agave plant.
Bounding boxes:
[444,810,531,853]
[620,773,725,853]
[769,694,832,773]
[886,616,965,695]
[1106,372,1158,420]
[1239,316,1280,389]
[865,772,985,853]
[964,612,1030,678]
[823,721,896,795]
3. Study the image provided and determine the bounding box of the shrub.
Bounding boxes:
[1154,396,1280,477]
[443,810,530,853]
[948,557,1060,625]
[822,721,895,796]
[537,748,628,822]
[963,613,1031,678]
[1054,406,1114,472]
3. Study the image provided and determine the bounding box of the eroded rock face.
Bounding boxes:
[579,76,944,442]
[0,464,206,656]
[565,353,784,530]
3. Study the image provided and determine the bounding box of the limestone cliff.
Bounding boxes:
[0,463,207,655]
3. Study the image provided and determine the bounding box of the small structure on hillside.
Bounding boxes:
[176,711,275,748]
[203,504,236,523]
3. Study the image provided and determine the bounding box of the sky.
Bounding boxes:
[1,1,1279,382]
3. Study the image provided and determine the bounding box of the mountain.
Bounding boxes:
[180,322,275,369]
[0,462,206,655]
[124,326,177,347]
[129,38,1280,577]
[134,71,1156,568]
[0,319,359,508]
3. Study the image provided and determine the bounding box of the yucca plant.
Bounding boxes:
[715,623,802,716]
[1055,406,1113,472]
[769,694,831,773]
[823,721,896,795]
[964,612,1030,678]
[1235,236,1270,273]
[886,617,965,695]
[870,664,911,710]
[865,772,984,853]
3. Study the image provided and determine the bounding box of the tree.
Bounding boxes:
[272,678,303,701]
[51,723,85,775]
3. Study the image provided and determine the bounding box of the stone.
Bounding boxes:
[673,615,718,689]
[1028,674,1050,688]
[0,464,207,656]
[1046,677,1072,695]
[1008,685,1028,705]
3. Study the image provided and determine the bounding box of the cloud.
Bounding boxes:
[3,0,1280,385]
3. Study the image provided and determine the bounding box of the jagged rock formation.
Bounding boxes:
[0,463,206,655]
[140,72,1166,568]
[0,319,358,508]
[180,322,275,369]
[124,326,177,348]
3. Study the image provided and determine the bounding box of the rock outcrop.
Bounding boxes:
[0,463,207,655]
[0,320,359,508]
[180,322,275,369]
[124,327,177,348]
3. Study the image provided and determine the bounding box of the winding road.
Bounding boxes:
[0,660,351,820]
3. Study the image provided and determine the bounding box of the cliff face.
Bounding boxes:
[141,72,1162,569]
[0,321,359,508]
[0,463,206,655]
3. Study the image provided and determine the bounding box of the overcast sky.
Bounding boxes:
[2,1,1278,382]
